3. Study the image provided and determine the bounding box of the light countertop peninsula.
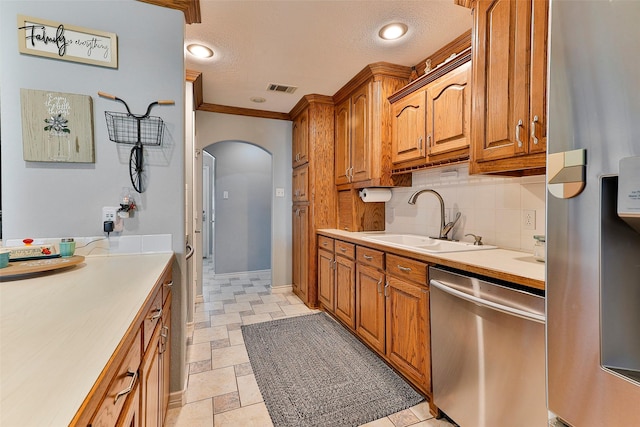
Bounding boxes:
[318,229,545,291]
[0,253,173,427]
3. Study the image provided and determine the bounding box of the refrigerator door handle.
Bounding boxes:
[430,279,545,323]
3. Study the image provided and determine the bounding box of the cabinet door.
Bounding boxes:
[335,255,356,329]
[116,384,140,427]
[528,0,548,155]
[350,84,371,183]
[292,164,309,203]
[392,89,426,164]
[355,263,385,353]
[292,108,309,168]
[472,0,530,162]
[334,98,351,185]
[385,277,430,391]
[317,247,335,311]
[292,206,309,302]
[427,62,471,157]
[141,324,161,427]
[160,297,171,423]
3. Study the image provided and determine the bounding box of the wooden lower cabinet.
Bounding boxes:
[292,205,309,303]
[334,253,356,329]
[317,245,335,311]
[317,236,437,414]
[356,263,386,354]
[385,276,430,392]
[75,260,173,427]
[142,293,172,427]
[117,384,140,427]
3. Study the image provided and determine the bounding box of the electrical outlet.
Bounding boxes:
[102,206,118,223]
[523,209,536,230]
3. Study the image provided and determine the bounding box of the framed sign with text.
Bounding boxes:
[17,15,118,68]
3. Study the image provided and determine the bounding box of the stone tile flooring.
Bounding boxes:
[165,258,457,427]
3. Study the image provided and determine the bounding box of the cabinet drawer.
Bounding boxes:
[143,289,163,351]
[386,253,428,285]
[335,240,355,259]
[317,235,334,252]
[90,328,142,427]
[356,246,384,270]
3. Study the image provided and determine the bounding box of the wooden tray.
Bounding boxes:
[0,255,85,278]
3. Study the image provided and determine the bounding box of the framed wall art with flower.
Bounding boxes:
[20,88,94,162]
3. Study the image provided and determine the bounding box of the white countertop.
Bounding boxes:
[0,253,173,427]
[318,229,545,289]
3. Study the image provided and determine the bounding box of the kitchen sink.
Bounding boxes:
[361,234,497,254]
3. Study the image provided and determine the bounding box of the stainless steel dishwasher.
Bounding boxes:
[429,267,546,427]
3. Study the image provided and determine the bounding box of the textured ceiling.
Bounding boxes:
[185,1,472,114]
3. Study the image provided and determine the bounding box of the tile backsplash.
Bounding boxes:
[386,164,546,253]
[3,234,173,256]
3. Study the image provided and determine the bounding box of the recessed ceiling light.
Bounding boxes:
[378,23,408,40]
[250,97,266,103]
[186,43,214,58]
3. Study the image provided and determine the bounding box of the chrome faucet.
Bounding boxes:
[407,189,461,240]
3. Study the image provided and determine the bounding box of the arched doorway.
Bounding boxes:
[204,141,272,275]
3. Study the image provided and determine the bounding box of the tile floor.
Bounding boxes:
[165,258,457,427]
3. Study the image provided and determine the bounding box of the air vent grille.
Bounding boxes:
[267,83,298,94]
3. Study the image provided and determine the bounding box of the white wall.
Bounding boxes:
[195,111,292,287]
[0,0,187,396]
[386,164,546,253]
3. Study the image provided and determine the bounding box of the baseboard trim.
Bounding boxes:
[213,269,271,280]
[271,284,293,294]
[168,389,185,409]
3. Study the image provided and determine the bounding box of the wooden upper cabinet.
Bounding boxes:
[349,84,371,184]
[392,89,426,164]
[426,61,471,158]
[334,98,351,185]
[389,51,472,170]
[470,0,548,175]
[292,108,309,168]
[333,63,412,188]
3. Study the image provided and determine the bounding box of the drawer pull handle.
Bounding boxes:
[384,281,390,297]
[165,281,173,288]
[149,307,162,321]
[515,119,524,147]
[160,325,169,354]
[114,370,138,404]
[377,278,383,294]
[339,247,347,252]
[531,115,539,145]
[363,254,373,261]
[397,265,412,272]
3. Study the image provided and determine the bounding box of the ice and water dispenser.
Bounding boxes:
[601,156,640,383]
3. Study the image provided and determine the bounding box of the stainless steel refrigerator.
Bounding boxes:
[547,1,640,426]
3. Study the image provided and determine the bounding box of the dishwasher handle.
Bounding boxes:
[430,279,545,324]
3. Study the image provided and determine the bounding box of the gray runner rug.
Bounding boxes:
[241,312,424,427]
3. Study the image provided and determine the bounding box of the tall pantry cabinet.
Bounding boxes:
[290,95,336,307]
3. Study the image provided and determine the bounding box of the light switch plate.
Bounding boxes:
[275,188,285,197]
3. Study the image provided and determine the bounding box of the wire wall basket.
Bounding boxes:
[104,111,164,146]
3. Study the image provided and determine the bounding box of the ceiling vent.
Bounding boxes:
[266,83,298,94]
